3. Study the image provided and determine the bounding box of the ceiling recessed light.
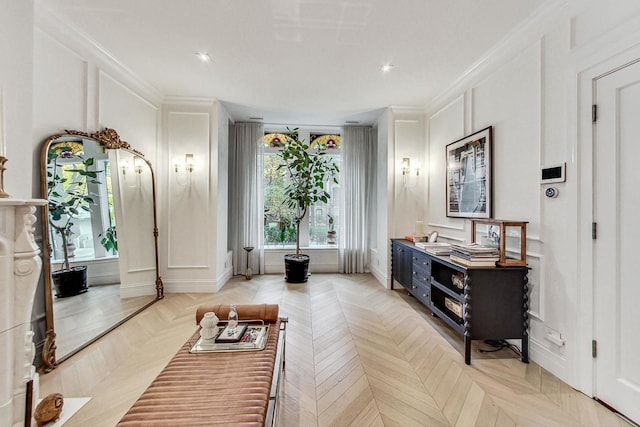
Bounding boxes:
[381,64,394,72]
[196,52,212,63]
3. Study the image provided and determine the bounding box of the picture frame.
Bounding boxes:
[445,126,493,218]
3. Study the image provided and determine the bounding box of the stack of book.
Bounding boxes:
[415,242,452,255]
[449,243,499,267]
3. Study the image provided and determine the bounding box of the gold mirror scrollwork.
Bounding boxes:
[40,128,163,372]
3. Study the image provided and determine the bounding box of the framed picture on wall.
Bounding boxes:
[445,126,493,218]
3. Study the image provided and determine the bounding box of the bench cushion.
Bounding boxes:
[195,304,279,325]
[117,304,281,426]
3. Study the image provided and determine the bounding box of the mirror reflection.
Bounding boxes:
[41,129,163,369]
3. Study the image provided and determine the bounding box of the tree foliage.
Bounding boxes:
[47,146,102,270]
[277,128,339,255]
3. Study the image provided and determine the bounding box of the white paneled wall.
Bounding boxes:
[213,103,231,286]
[389,110,426,242]
[98,71,159,160]
[33,29,87,140]
[426,95,465,239]
[471,42,541,236]
[98,73,160,297]
[423,9,568,386]
[421,0,640,394]
[161,101,232,292]
[166,111,211,269]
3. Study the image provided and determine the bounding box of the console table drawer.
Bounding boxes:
[412,265,430,286]
[410,279,430,307]
[412,252,430,270]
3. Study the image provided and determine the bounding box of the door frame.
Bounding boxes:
[576,43,640,397]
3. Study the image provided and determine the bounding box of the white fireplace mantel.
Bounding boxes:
[0,199,47,427]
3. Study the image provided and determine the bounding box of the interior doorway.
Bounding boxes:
[592,58,640,425]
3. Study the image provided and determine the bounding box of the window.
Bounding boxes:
[263,131,341,248]
[49,156,116,261]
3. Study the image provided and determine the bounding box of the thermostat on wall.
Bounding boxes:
[541,163,566,184]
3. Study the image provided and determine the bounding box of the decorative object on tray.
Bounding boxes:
[228,304,239,329]
[199,311,219,340]
[216,322,248,343]
[34,393,64,427]
[446,127,492,219]
[471,219,527,266]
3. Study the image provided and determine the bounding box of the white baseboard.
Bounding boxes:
[119,282,156,298]
[528,337,573,388]
[216,266,233,291]
[369,263,388,288]
[163,279,220,293]
[89,273,121,286]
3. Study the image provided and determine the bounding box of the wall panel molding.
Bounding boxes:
[35,5,162,106]
[426,222,464,232]
[426,1,565,116]
[166,111,211,269]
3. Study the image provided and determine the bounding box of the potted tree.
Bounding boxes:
[47,146,102,297]
[278,128,339,282]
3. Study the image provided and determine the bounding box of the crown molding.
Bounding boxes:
[34,3,163,106]
[426,0,569,115]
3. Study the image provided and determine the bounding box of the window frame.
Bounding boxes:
[262,127,341,249]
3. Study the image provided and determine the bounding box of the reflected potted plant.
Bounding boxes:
[99,225,118,254]
[47,146,102,297]
[278,128,339,282]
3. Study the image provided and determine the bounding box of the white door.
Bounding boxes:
[593,59,640,424]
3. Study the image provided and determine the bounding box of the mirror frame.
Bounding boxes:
[40,128,164,371]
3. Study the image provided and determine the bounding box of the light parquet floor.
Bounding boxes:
[39,274,631,427]
[52,284,155,359]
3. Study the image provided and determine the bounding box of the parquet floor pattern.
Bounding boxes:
[52,284,155,359]
[39,274,630,426]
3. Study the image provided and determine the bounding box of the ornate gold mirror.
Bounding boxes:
[40,128,163,370]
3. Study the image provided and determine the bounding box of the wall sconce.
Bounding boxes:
[401,157,420,187]
[134,157,144,174]
[121,156,144,188]
[174,153,195,186]
[401,157,411,176]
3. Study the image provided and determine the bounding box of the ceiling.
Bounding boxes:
[40,0,549,126]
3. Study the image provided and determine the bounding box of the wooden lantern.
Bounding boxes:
[471,219,527,267]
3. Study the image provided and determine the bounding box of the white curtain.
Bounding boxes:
[340,126,375,273]
[229,122,264,275]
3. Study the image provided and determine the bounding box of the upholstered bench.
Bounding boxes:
[117,304,286,426]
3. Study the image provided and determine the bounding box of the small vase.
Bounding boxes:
[66,241,76,257]
[199,312,219,340]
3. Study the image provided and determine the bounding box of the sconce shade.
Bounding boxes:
[174,153,195,186]
[401,157,411,175]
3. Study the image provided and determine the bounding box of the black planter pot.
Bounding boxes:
[52,265,88,298]
[284,254,310,283]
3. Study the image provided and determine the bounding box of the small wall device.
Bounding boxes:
[545,187,559,198]
[540,163,566,184]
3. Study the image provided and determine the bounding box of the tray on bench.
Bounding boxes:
[190,324,269,353]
